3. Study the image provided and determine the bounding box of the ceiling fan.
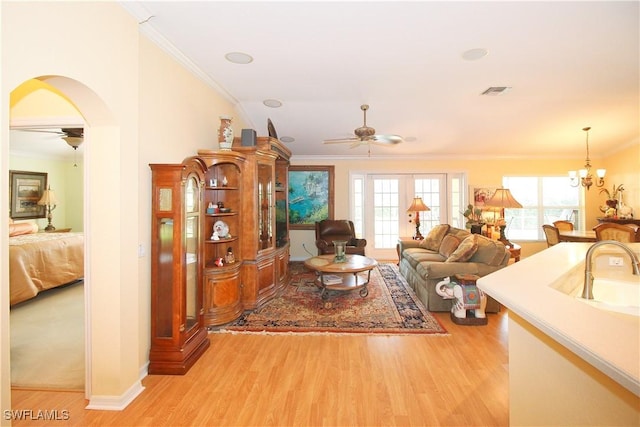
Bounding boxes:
[15,127,84,146]
[14,127,84,166]
[323,104,404,151]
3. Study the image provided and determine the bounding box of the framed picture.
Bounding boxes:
[288,165,334,229]
[471,186,497,207]
[9,170,48,219]
[470,185,499,224]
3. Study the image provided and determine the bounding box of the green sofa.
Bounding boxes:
[398,224,510,312]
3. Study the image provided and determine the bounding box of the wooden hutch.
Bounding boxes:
[149,137,291,373]
[232,136,291,310]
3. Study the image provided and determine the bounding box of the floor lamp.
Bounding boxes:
[484,188,522,247]
[407,197,430,240]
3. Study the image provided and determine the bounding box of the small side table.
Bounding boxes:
[450,274,488,326]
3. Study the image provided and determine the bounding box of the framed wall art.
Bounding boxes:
[470,185,500,224]
[9,170,48,219]
[471,186,497,207]
[288,165,334,230]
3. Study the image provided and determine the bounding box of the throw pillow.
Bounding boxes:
[420,224,450,251]
[446,234,478,262]
[438,234,461,258]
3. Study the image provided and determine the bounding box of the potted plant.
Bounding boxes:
[463,204,485,233]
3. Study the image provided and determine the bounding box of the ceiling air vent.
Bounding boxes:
[481,86,512,96]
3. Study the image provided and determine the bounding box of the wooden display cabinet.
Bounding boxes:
[148,159,210,375]
[194,150,247,326]
[232,137,291,310]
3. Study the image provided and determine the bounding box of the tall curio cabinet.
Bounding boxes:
[193,150,247,326]
[233,137,291,309]
[149,159,210,375]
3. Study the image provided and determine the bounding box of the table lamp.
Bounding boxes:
[407,197,430,240]
[37,186,58,231]
[484,188,522,246]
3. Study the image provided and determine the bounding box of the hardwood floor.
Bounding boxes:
[10,311,509,426]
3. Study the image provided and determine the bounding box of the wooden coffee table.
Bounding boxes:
[303,254,378,303]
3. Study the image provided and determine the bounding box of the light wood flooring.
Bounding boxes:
[10,310,509,426]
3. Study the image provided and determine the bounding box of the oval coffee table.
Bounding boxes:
[303,254,378,305]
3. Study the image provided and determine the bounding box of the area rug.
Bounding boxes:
[10,281,84,391]
[214,262,447,335]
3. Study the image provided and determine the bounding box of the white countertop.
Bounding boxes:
[477,242,640,397]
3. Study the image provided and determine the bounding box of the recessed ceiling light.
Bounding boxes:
[462,48,488,61]
[263,99,282,108]
[280,136,295,143]
[225,52,253,64]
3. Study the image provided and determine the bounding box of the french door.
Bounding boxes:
[358,174,450,259]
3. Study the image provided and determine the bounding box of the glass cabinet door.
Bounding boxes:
[258,162,273,250]
[184,176,199,331]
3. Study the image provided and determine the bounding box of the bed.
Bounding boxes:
[9,226,84,306]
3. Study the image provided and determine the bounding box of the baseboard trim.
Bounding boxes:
[85,381,145,411]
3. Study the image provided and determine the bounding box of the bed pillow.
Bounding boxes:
[420,224,450,251]
[9,222,39,237]
[446,234,478,262]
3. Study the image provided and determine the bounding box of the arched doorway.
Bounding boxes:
[5,75,118,401]
[9,79,86,392]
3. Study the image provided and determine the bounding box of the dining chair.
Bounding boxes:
[542,224,561,247]
[593,223,639,243]
[553,220,574,231]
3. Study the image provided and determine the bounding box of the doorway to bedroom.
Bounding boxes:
[8,80,86,391]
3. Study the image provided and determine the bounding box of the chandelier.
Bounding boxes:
[568,126,605,190]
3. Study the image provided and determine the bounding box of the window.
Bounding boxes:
[503,176,581,241]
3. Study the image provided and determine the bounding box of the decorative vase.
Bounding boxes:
[333,240,347,263]
[218,115,233,151]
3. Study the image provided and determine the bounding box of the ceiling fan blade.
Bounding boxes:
[14,128,65,135]
[323,138,359,144]
[370,134,404,145]
[61,128,84,138]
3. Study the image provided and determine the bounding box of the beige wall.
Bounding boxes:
[1,0,246,415]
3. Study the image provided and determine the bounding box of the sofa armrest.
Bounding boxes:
[398,239,422,257]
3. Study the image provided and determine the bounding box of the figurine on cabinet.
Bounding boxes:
[212,220,230,240]
[225,247,235,264]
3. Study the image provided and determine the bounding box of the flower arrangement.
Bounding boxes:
[599,184,624,200]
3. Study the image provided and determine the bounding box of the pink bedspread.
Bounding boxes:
[9,232,84,306]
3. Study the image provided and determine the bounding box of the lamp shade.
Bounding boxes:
[37,187,58,206]
[484,188,522,209]
[407,197,430,213]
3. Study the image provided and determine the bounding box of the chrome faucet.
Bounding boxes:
[583,240,640,299]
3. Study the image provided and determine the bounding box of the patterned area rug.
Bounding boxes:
[214,262,447,335]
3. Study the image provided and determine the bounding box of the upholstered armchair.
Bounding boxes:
[315,220,367,256]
